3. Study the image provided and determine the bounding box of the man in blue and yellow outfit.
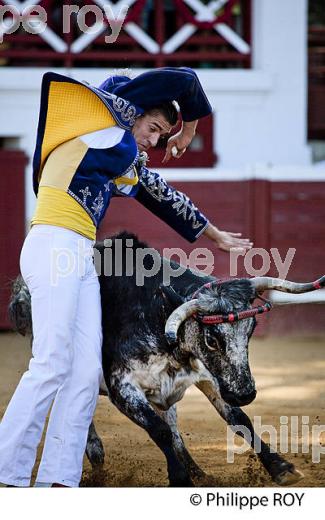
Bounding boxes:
[0,67,252,487]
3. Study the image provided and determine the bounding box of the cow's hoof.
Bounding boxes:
[274,468,304,486]
[86,440,105,467]
[189,466,207,481]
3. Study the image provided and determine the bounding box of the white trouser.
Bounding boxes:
[0,225,103,487]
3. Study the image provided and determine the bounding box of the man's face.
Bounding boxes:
[132,111,173,152]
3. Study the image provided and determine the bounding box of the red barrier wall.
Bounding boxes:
[1,172,324,336]
[0,150,27,328]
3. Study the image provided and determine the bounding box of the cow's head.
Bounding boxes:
[164,275,325,407]
[163,279,258,407]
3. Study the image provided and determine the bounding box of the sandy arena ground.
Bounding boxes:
[0,332,325,487]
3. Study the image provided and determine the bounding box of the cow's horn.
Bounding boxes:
[251,276,325,294]
[165,299,202,345]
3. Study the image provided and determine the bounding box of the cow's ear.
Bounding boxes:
[159,285,186,308]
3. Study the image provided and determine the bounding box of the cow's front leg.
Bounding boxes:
[109,381,193,487]
[196,380,303,486]
[85,421,105,467]
[157,405,207,482]
[223,405,303,485]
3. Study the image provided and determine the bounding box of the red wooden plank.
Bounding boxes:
[0,150,27,329]
[0,50,251,61]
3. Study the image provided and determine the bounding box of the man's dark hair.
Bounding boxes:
[147,101,179,126]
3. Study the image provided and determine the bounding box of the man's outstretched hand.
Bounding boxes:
[204,224,253,253]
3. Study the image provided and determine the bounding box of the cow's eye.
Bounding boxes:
[204,337,218,351]
[203,328,219,351]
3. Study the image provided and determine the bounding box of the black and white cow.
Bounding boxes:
[9,232,325,486]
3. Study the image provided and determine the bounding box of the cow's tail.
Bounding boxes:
[9,276,32,336]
